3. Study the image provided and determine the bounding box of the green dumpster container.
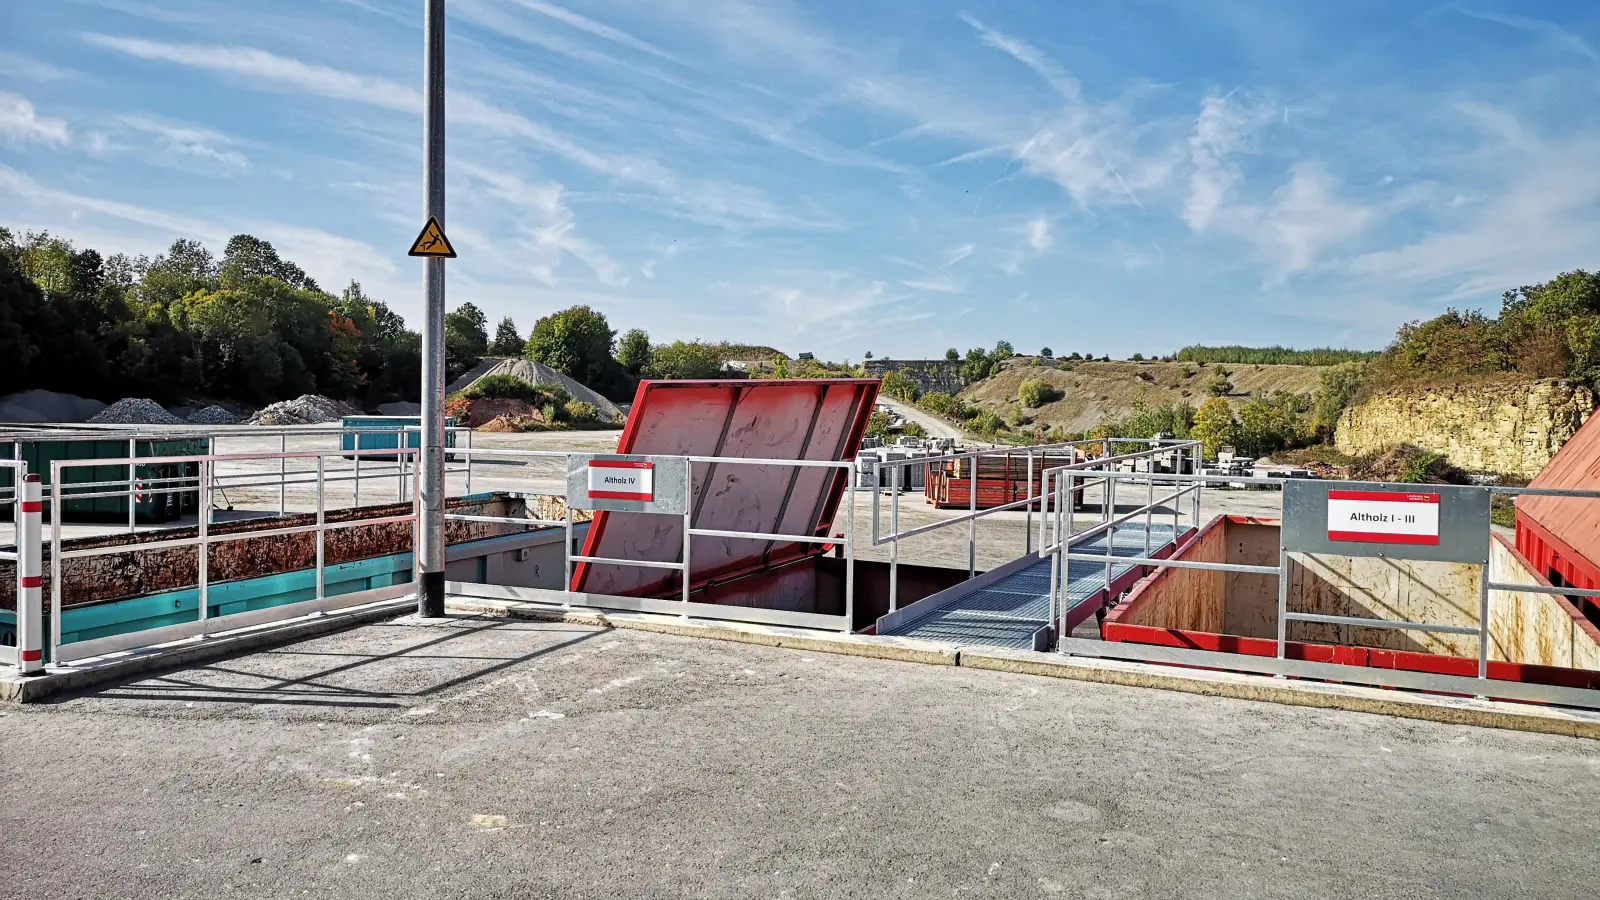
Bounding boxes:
[0,436,207,523]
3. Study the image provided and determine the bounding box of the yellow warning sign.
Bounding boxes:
[407,216,456,258]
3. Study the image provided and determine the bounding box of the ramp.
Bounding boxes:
[877,522,1187,650]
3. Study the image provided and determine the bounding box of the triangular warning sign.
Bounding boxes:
[407,216,457,258]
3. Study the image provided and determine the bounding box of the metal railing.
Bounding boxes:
[442,447,859,633]
[869,438,1197,612]
[43,446,420,665]
[1034,461,1600,710]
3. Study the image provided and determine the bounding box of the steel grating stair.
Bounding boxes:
[877,522,1183,651]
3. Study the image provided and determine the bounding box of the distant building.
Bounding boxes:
[797,352,815,361]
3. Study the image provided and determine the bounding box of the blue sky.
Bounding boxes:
[3,1,1599,360]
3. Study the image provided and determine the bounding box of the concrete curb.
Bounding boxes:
[448,597,959,666]
[959,648,1600,741]
[450,597,1600,741]
[0,600,411,704]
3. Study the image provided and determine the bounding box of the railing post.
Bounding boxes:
[17,475,43,675]
[1275,546,1289,661]
[315,455,326,609]
[680,457,692,609]
[464,429,474,495]
[278,432,287,516]
[354,452,362,508]
[1477,559,1491,680]
[843,461,855,634]
[563,504,574,593]
[127,437,137,533]
[198,459,210,637]
[968,452,977,578]
[49,468,62,666]
[889,463,900,612]
[1025,450,1034,556]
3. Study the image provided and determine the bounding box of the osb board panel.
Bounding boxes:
[1222,522,1280,640]
[1488,538,1600,671]
[1287,553,1483,657]
[1117,520,1224,633]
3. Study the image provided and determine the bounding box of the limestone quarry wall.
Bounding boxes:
[1335,379,1594,478]
[864,360,965,395]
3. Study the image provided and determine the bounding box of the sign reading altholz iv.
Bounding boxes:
[1326,489,1439,546]
[566,454,687,515]
[587,459,654,502]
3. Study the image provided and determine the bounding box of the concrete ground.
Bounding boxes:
[2,614,1596,899]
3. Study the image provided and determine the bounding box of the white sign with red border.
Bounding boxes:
[587,459,654,502]
[1326,489,1440,546]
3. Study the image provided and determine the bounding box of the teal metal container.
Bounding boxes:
[0,436,206,523]
[340,416,456,459]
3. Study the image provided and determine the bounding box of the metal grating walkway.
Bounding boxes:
[879,522,1181,650]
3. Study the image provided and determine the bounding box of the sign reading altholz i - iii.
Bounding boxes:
[566,454,687,515]
[1281,480,1490,565]
[1326,489,1440,546]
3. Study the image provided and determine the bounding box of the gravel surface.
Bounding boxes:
[3,617,1598,899]
[247,394,363,426]
[187,405,240,425]
[87,397,184,425]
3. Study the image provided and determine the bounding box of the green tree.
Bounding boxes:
[489,316,522,356]
[645,340,725,379]
[444,302,489,380]
[1040,347,1053,358]
[616,328,653,375]
[525,305,615,385]
[1206,367,1234,397]
[961,347,995,382]
[944,347,960,362]
[1191,397,1237,459]
[865,409,891,438]
[1312,361,1367,437]
[220,234,319,291]
[1130,352,1144,361]
[879,369,919,402]
[864,350,874,360]
[993,340,1014,361]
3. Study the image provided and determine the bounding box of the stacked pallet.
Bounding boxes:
[925,449,1087,510]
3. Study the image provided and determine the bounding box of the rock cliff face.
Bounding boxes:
[864,359,965,394]
[1335,379,1594,478]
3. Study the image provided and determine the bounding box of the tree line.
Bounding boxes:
[1,228,419,407]
[0,225,844,411]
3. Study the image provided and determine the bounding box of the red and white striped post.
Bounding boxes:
[17,474,43,675]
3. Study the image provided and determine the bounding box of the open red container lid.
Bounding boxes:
[571,378,879,598]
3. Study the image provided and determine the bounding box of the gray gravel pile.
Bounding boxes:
[247,394,362,426]
[187,405,240,425]
[88,398,185,426]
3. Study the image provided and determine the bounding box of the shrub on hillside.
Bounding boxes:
[564,400,599,423]
[1018,377,1062,408]
[879,370,920,402]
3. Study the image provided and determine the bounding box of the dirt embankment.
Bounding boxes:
[959,360,1327,432]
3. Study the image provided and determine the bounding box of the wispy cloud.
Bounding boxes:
[1457,8,1599,62]
[0,52,80,82]
[457,162,627,287]
[959,12,1079,102]
[501,0,683,64]
[0,92,70,146]
[1184,92,1273,231]
[901,271,965,294]
[82,32,806,230]
[117,115,248,170]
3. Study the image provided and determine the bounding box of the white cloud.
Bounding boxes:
[749,274,931,339]
[942,243,975,268]
[1251,163,1372,275]
[118,115,248,170]
[1025,217,1052,252]
[1184,92,1272,231]
[0,92,70,146]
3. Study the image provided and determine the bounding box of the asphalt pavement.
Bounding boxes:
[3,615,1598,899]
